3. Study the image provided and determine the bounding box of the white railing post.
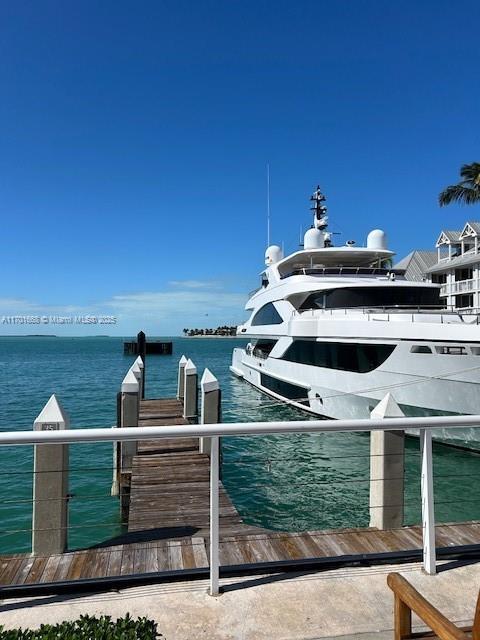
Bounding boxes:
[177,355,187,400]
[183,359,198,421]
[369,393,405,529]
[200,368,221,455]
[209,434,220,596]
[32,395,69,555]
[420,428,436,575]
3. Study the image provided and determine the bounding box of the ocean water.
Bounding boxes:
[0,336,479,554]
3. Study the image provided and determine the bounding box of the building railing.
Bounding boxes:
[440,278,478,296]
[1,413,480,594]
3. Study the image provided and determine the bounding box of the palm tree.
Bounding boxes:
[439,162,480,207]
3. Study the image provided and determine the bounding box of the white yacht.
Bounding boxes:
[231,186,480,419]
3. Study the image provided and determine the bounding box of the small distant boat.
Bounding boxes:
[231,186,480,419]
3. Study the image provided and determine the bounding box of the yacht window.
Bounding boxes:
[251,339,277,359]
[435,346,467,355]
[410,345,432,354]
[251,303,283,326]
[300,286,444,310]
[470,346,480,355]
[260,373,309,404]
[282,340,395,373]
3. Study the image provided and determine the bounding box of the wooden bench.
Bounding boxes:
[387,573,480,640]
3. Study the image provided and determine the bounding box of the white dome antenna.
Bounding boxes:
[265,245,283,265]
[367,229,387,250]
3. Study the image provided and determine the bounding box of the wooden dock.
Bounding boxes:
[127,398,264,539]
[1,360,480,592]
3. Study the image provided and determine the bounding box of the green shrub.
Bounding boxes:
[0,613,162,639]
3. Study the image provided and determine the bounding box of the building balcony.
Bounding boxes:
[440,278,477,296]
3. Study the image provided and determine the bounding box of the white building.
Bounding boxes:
[395,221,480,311]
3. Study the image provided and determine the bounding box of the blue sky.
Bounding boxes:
[0,0,479,335]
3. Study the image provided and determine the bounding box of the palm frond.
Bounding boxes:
[460,162,480,186]
[439,184,480,207]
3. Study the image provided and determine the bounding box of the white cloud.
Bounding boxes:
[168,280,222,289]
[0,286,247,335]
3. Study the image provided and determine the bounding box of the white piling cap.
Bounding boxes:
[131,362,141,380]
[184,358,197,375]
[179,355,188,367]
[370,393,404,419]
[201,368,219,393]
[122,369,139,393]
[34,394,69,430]
[134,355,144,369]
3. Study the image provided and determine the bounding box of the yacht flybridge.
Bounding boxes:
[231,186,480,418]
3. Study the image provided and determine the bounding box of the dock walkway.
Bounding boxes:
[0,384,480,592]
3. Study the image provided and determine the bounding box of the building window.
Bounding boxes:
[455,294,473,309]
[431,273,447,284]
[251,303,283,326]
[455,268,473,281]
[281,340,396,373]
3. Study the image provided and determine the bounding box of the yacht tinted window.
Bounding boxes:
[251,303,283,325]
[410,345,432,354]
[282,340,395,373]
[260,373,309,404]
[251,339,277,358]
[300,287,443,310]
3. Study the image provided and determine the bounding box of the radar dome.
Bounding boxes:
[265,245,283,265]
[304,227,325,250]
[367,229,387,250]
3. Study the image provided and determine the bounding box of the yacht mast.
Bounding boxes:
[310,185,328,230]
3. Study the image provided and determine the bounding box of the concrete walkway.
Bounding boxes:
[0,561,478,639]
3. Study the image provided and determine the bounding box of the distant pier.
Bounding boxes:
[123,330,172,355]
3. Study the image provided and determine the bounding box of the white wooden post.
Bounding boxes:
[200,368,220,455]
[119,369,139,520]
[209,434,220,596]
[183,358,198,421]
[32,395,69,555]
[177,355,187,400]
[120,369,139,473]
[369,393,405,529]
[133,357,144,399]
[420,428,436,575]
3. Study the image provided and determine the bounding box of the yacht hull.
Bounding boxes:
[231,346,480,419]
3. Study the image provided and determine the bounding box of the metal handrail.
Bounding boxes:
[1,413,480,445]
[292,305,480,323]
[2,416,479,594]
[280,267,403,280]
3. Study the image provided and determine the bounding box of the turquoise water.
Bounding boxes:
[0,336,479,553]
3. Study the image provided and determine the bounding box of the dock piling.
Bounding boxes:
[32,395,69,556]
[200,368,221,455]
[134,356,144,399]
[183,358,198,421]
[369,393,405,530]
[177,355,188,400]
[119,369,140,519]
[137,332,146,399]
